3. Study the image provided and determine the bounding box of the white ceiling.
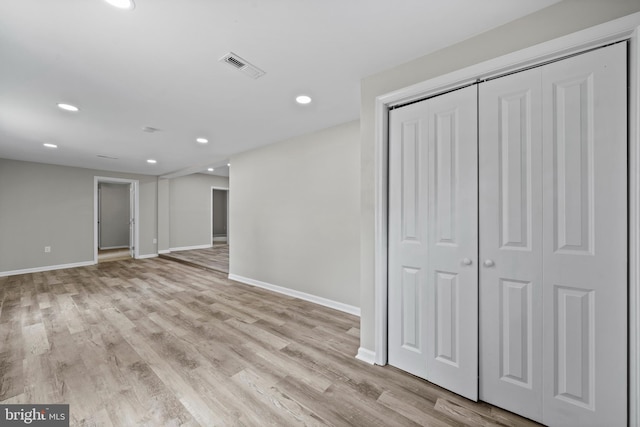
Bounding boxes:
[0,0,560,177]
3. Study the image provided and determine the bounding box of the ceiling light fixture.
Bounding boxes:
[207,168,214,172]
[227,163,231,167]
[147,159,157,164]
[57,103,79,112]
[197,138,208,144]
[43,143,58,148]
[296,95,312,105]
[104,0,135,10]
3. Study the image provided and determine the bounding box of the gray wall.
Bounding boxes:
[230,120,360,307]
[212,189,228,237]
[0,158,158,273]
[169,173,229,249]
[99,183,130,249]
[358,0,640,351]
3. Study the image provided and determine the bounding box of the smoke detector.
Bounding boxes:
[219,52,266,79]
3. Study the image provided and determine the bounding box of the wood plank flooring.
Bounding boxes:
[160,245,229,273]
[0,258,540,426]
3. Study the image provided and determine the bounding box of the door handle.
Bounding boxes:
[461,258,472,266]
[483,259,495,268]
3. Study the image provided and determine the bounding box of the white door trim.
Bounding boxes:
[373,11,640,425]
[94,176,140,263]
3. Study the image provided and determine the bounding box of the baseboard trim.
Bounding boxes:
[0,260,95,278]
[228,274,360,317]
[355,347,377,365]
[158,249,171,254]
[136,254,158,259]
[169,244,212,252]
[99,245,129,250]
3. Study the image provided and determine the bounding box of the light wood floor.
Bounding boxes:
[0,258,540,426]
[98,248,132,263]
[160,245,229,273]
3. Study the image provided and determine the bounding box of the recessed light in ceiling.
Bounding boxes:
[197,138,208,144]
[43,143,58,148]
[207,168,214,172]
[104,0,135,10]
[147,159,157,164]
[57,103,79,112]
[296,95,312,105]
[227,163,231,167]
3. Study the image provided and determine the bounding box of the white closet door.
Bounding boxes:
[541,42,627,427]
[479,67,544,421]
[388,101,430,379]
[389,86,478,400]
[425,86,478,401]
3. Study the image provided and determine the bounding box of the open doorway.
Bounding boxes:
[211,187,229,244]
[94,177,139,263]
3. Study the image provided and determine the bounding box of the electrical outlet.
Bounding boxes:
[44,246,51,253]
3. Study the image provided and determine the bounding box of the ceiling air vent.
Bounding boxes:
[219,52,266,79]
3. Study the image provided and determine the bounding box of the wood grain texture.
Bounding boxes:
[0,258,540,426]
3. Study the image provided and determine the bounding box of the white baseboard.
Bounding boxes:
[158,249,171,254]
[136,254,158,259]
[355,347,377,365]
[0,260,95,278]
[169,244,212,252]
[228,274,360,317]
[99,245,129,250]
[212,236,228,242]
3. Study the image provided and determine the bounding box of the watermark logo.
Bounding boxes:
[0,405,69,426]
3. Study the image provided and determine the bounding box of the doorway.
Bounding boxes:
[211,187,229,244]
[94,177,139,263]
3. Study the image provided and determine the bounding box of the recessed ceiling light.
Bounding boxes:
[43,143,58,148]
[196,138,208,144]
[207,168,214,172]
[227,163,231,167]
[57,103,79,112]
[104,0,135,10]
[296,95,312,105]
[147,159,157,164]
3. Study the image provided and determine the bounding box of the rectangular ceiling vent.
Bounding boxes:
[219,52,266,79]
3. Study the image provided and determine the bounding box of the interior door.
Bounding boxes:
[388,100,430,379]
[388,85,478,400]
[540,42,627,427]
[425,86,478,401]
[480,43,627,426]
[479,65,544,421]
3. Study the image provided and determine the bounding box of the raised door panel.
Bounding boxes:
[479,67,543,422]
[542,42,627,427]
[426,85,478,401]
[388,103,430,378]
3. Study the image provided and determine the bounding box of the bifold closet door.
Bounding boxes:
[479,43,627,426]
[389,85,478,400]
[478,66,544,421]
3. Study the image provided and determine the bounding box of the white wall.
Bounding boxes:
[230,120,360,308]
[0,158,158,274]
[168,173,229,250]
[358,0,640,351]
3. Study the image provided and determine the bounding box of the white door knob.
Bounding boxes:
[483,259,495,267]
[461,258,472,266]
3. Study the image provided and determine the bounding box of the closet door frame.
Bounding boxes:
[369,11,640,425]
